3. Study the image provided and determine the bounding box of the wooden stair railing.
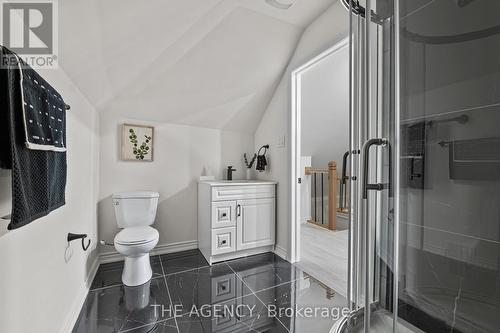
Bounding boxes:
[304,161,338,230]
[328,161,337,230]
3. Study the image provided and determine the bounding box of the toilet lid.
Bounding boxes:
[115,226,159,245]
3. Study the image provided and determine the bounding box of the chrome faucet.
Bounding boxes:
[227,166,236,181]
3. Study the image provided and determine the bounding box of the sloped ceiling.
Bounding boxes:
[59,0,334,132]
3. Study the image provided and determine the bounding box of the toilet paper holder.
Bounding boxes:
[67,233,91,251]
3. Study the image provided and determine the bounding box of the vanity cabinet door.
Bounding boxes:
[236,198,275,251]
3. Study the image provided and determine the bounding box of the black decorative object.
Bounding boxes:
[256,145,269,172]
[67,233,91,251]
[244,153,257,169]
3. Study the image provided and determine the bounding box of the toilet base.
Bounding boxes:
[122,254,153,286]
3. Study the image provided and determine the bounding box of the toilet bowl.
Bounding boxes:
[114,226,159,286]
[112,191,160,286]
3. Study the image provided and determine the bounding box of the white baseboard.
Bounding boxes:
[274,244,289,261]
[99,240,198,264]
[209,246,273,265]
[60,254,99,333]
[151,240,198,256]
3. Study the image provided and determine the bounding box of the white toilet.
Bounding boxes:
[112,191,160,286]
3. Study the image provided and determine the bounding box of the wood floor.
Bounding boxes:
[296,223,348,297]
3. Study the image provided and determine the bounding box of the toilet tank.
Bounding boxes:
[112,191,159,228]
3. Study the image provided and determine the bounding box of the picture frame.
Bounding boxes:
[121,123,154,161]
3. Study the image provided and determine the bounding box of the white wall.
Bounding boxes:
[301,44,349,170]
[98,112,254,256]
[0,69,99,333]
[254,1,349,256]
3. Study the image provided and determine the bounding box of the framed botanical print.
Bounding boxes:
[121,124,154,161]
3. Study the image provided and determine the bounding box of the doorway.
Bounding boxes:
[290,38,350,297]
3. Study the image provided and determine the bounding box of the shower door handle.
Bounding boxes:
[362,138,389,199]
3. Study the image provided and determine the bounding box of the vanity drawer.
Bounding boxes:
[212,185,275,201]
[211,227,236,255]
[212,201,236,228]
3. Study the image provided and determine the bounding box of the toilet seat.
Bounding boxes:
[115,226,159,245]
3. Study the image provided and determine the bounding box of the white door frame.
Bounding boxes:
[289,38,349,263]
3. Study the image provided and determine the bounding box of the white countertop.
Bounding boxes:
[199,180,278,186]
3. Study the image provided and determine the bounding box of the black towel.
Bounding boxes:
[0,47,67,230]
[20,65,67,151]
[256,145,269,172]
[256,154,267,172]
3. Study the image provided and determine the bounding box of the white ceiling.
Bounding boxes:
[58,0,334,132]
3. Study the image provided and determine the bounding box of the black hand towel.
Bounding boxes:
[0,47,67,230]
[256,146,268,172]
[256,154,267,172]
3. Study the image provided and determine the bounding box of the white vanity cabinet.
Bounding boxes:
[198,181,277,264]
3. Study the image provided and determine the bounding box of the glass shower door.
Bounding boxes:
[396,0,500,332]
[337,0,500,332]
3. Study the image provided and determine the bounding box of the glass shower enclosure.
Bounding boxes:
[334,0,500,332]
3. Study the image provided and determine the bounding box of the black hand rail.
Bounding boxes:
[339,151,350,210]
[362,138,390,199]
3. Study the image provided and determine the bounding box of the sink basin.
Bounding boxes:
[215,180,254,183]
[199,179,278,186]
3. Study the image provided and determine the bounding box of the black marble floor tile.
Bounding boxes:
[160,249,209,275]
[91,256,164,290]
[73,278,172,333]
[75,250,347,333]
[255,274,348,333]
[175,293,288,333]
[166,263,248,315]
[118,318,178,333]
[226,252,303,294]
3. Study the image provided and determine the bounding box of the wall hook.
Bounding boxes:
[258,144,270,155]
[67,233,91,251]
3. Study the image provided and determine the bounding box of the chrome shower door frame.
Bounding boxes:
[339,0,401,332]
